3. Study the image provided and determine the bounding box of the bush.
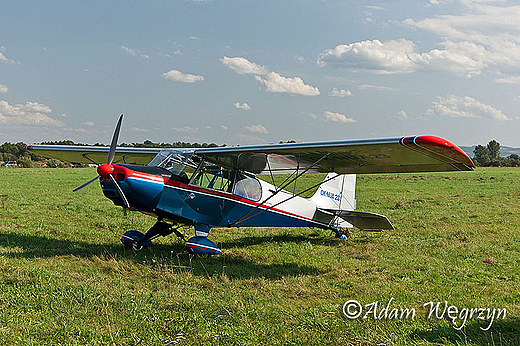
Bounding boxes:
[17,156,33,168]
[46,159,64,168]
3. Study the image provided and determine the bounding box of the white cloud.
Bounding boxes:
[172,126,199,133]
[129,127,148,132]
[404,1,520,76]
[365,5,384,10]
[426,95,510,121]
[24,101,52,113]
[220,56,269,75]
[358,84,400,92]
[494,76,520,84]
[318,39,491,77]
[329,87,352,97]
[222,56,319,96]
[158,50,183,59]
[0,84,8,93]
[84,121,95,126]
[233,102,251,110]
[0,50,18,65]
[294,55,305,62]
[310,111,356,123]
[396,110,408,120]
[255,72,320,96]
[244,124,268,134]
[238,133,265,143]
[120,45,149,59]
[162,70,205,83]
[318,39,420,74]
[0,100,64,126]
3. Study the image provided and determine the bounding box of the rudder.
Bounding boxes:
[311,173,356,211]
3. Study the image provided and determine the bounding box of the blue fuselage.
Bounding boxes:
[100,164,330,230]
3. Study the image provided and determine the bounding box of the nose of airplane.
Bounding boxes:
[97,164,115,179]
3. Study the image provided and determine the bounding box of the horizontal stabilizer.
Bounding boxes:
[320,209,394,231]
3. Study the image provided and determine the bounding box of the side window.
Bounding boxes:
[190,164,233,193]
[233,174,262,201]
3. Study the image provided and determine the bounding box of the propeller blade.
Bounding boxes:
[107,114,124,165]
[73,176,100,192]
[109,174,130,209]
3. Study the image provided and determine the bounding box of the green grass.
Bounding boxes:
[0,167,519,345]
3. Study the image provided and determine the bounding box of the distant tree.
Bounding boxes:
[506,154,520,167]
[487,140,501,165]
[0,139,221,165]
[473,145,491,166]
[40,140,83,146]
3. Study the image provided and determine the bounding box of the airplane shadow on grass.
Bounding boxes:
[0,230,344,280]
[412,319,520,345]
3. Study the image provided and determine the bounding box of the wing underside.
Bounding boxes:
[194,135,475,175]
[27,135,474,174]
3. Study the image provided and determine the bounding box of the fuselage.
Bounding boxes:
[100,163,336,230]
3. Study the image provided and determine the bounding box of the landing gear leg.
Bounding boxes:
[333,228,350,240]
[185,223,222,256]
[121,220,177,250]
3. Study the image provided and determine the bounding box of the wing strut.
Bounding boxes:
[230,153,332,227]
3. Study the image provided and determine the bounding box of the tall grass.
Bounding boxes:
[0,167,519,345]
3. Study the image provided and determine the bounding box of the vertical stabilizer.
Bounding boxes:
[311,173,356,211]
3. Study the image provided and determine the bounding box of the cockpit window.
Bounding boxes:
[233,173,262,201]
[190,163,233,193]
[148,150,199,182]
[188,161,262,201]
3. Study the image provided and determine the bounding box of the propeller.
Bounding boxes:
[73,114,130,210]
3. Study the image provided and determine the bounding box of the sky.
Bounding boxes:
[1,0,519,147]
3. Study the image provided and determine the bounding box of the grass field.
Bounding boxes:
[0,167,519,345]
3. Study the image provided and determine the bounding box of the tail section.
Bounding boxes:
[311,173,356,211]
[312,173,394,231]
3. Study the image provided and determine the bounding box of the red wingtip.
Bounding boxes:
[414,135,476,169]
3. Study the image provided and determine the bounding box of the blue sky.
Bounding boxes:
[1,0,519,147]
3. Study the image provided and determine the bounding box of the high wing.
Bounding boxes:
[193,135,475,174]
[27,135,474,174]
[25,144,162,165]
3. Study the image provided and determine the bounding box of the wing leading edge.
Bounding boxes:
[194,135,475,174]
[25,145,162,165]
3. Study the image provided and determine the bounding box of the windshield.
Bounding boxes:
[148,150,200,181]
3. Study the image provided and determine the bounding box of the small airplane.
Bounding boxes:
[26,115,475,256]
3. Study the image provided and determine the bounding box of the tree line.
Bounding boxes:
[0,140,219,167]
[473,140,520,167]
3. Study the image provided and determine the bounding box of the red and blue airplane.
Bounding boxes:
[26,115,475,256]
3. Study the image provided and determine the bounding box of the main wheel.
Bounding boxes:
[121,230,154,250]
